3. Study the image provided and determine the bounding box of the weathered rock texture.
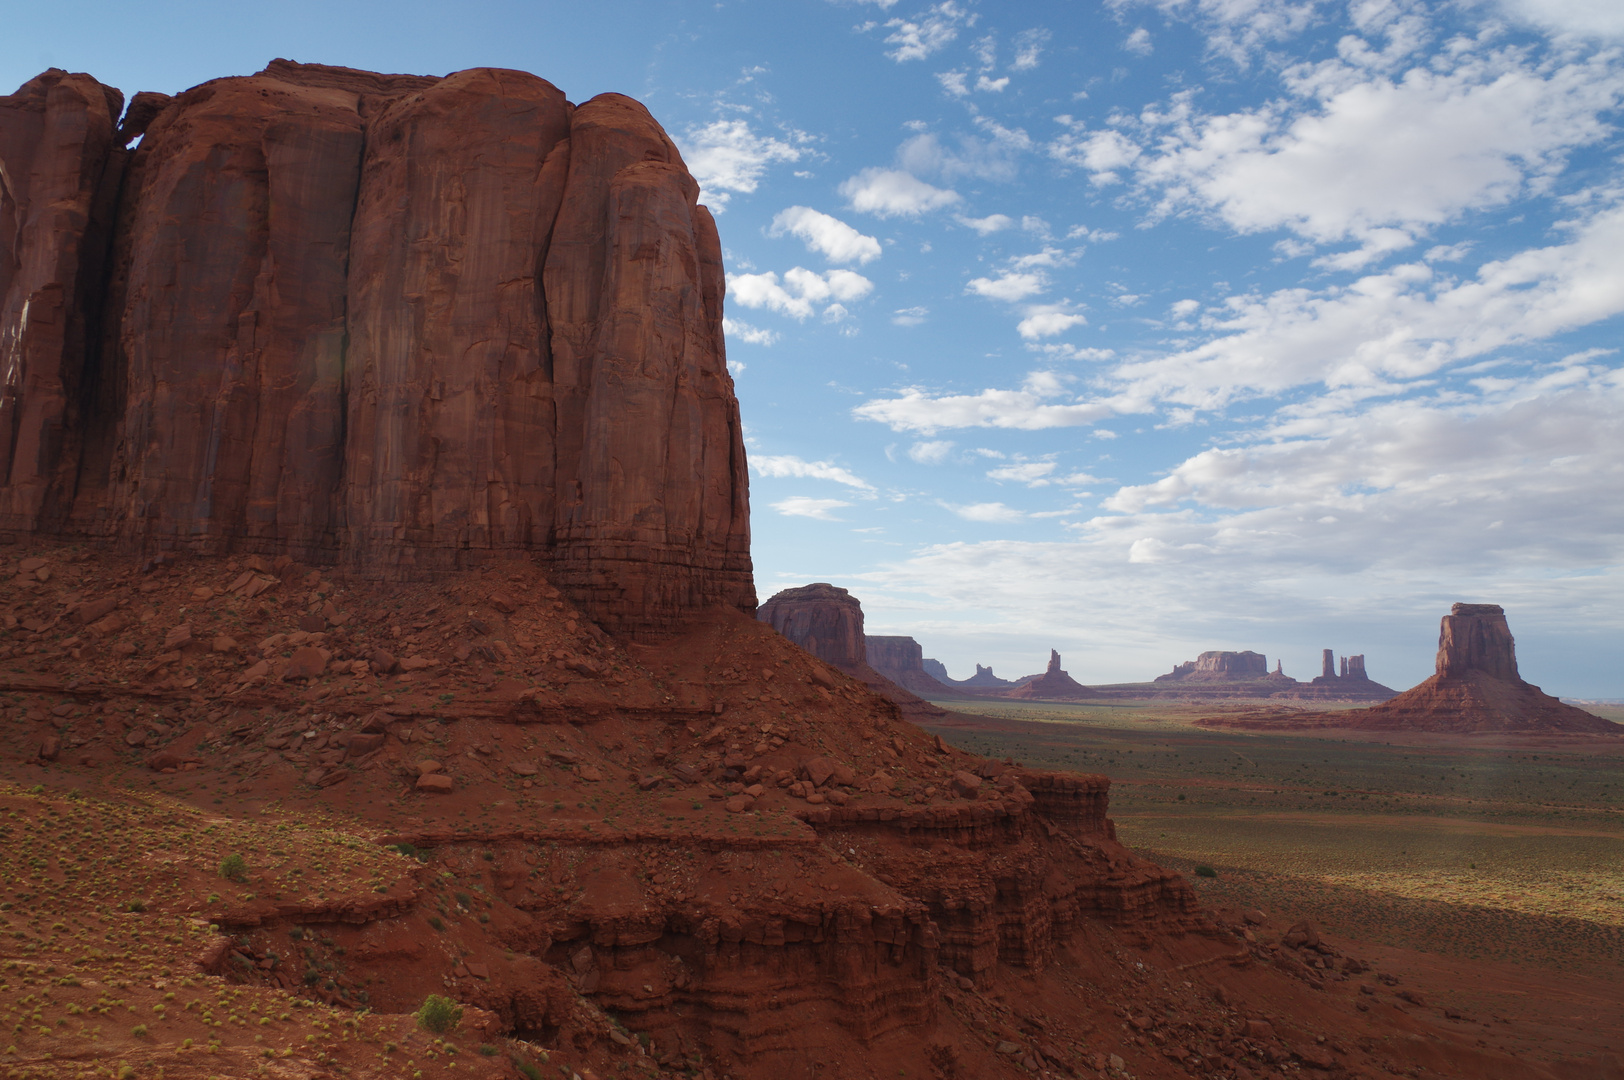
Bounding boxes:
[1346,604,1616,733]
[0,62,752,635]
[1006,649,1097,700]
[1156,650,1269,683]
[758,583,946,722]
[865,635,955,697]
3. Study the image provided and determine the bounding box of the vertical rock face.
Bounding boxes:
[757,583,867,668]
[0,62,753,636]
[0,70,124,533]
[1007,650,1096,700]
[1436,603,1518,680]
[865,635,955,696]
[1321,648,1336,679]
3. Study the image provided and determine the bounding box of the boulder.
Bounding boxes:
[281,646,327,681]
[416,773,454,793]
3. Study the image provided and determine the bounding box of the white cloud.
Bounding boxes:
[770,206,883,264]
[956,213,1014,234]
[752,454,876,492]
[839,167,961,216]
[893,306,930,326]
[967,271,1047,302]
[977,75,1010,92]
[854,371,1114,433]
[1048,125,1143,185]
[937,70,970,97]
[1102,200,1624,410]
[987,461,1058,486]
[1017,309,1088,339]
[1129,50,1624,250]
[727,267,874,321]
[1012,28,1052,70]
[1125,27,1154,55]
[898,126,1032,183]
[1170,298,1202,317]
[883,2,970,62]
[722,317,779,346]
[679,119,804,210]
[772,497,854,521]
[1496,0,1624,40]
[944,501,1026,523]
[908,440,955,464]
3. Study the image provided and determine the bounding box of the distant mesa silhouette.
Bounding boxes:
[1004,650,1099,700]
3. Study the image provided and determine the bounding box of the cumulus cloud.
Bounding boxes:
[1496,0,1624,40]
[1125,49,1624,252]
[770,206,883,264]
[854,371,1114,433]
[753,454,876,492]
[1012,28,1052,70]
[987,461,1058,486]
[1017,309,1088,339]
[679,119,805,210]
[772,497,854,521]
[943,501,1026,523]
[883,2,970,62]
[722,317,778,346]
[966,271,1047,302]
[893,306,930,326]
[840,167,961,217]
[1124,27,1153,55]
[1048,123,1143,185]
[956,213,1014,234]
[727,267,875,321]
[898,126,1032,183]
[908,440,955,464]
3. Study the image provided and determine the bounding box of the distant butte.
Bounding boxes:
[1342,603,1619,734]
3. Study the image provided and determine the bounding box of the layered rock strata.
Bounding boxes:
[0,62,752,635]
[1157,649,1269,682]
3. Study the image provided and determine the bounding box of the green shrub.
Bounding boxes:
[478,1044,498,1056]
[414,994,462,1035]
[1193,865,1218,879]
[218,853,248,882]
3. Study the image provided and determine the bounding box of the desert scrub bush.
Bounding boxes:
[1194,865,1218,878]
[414,994,461,1034]
[219,853,248,882]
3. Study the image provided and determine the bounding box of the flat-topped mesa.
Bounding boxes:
[0,61,753,636]
[1156,650,1269,683]
[757,583,866,669]
[1437,603,1519,680]
[865,635,955,697]
[758,583,947,722]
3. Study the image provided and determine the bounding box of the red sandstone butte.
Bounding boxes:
[0,61,751,636]
[758,582,948,722]
[1005,649,1098,700]
[1347,603,1617,733]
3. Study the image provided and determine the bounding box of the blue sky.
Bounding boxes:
[6,0,1623,695]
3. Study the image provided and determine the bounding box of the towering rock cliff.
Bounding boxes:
[0,62,752,636]
[1156,649,1269,682]
[1346,604,1616,733]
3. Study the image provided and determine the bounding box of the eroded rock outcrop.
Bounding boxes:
[866,635,956,697]
[1345,604,1616,733]
[758,583,947,722]
[0,61,752,635]
[1156,649,1269,682]
[1006,649,1097,700]
[924,659,1015,688]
